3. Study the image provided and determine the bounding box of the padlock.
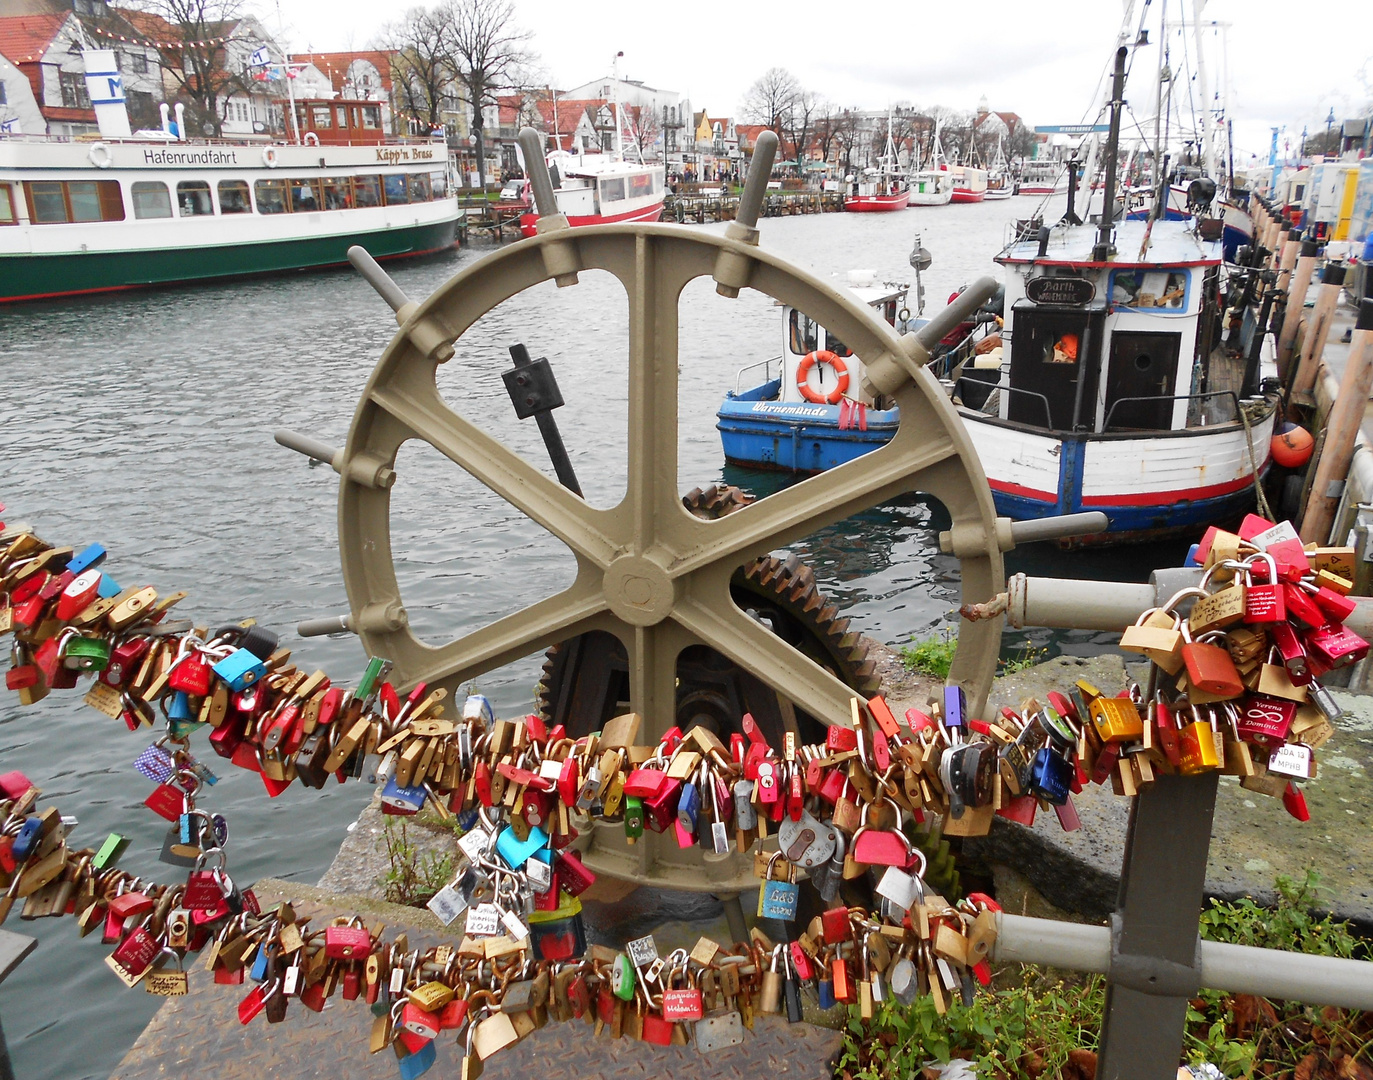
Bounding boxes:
[212,647,268,692]
[1089,695,1144,744]
[1304,582,1358,624]
[821,906,851,944]
[1304,622,1369,669]
[641,777,682,833]
[1119,608,1185,672]
[756,851,799,922]
[943,685,967,730]
[694,1008,745,1053]
[1026,744,1073,804]
[1188,565,1247,634]
[1178,706,1222,774]
[1269,621,1310,684]
[167,649,212,695]
[1180,626,1244,698]
[1241,554,1286,624]
[874,850,926,914]
[851,799,916,867]
[1234,694,1296,746]
[324,917,372,960]
[776,808,836,868]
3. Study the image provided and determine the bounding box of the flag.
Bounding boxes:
[249,45,269,68]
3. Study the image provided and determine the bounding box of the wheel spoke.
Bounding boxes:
[672,594,859,728]
[404,571,609,689]
[371,384,621,569]
[668,433,957,576]
[623,234,682,552]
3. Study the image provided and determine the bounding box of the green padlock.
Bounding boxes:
[611,952,637,1001]
[624,795,645,840]
[63,635,111,672]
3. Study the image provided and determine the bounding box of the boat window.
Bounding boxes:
[825,332,853,359]
[788,309,819,355]
[131,180,173,220]
[429,170,447,199]
[218,179,251,214]
[321,177,353,210]
[176,180,213,217]
[883,301,898,325]
[26,182,69,223]
[354,175,382,207]
[289,178,321,212]
[25,179,125,223]
[254,178,288,215]
[599,177,625,203]
[627,172,653,198]
[311,105,332,129]
[0,185,15,225]
[383,174,408,205]
[361,105,381,129]
[1108,269,1187,310]
[408,172,431,202]
[336,106,347,128]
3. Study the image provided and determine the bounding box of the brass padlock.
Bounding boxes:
[1119,608,1184,673]
[1089,695,1144,744]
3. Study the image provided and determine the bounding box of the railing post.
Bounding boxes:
[1096,773,1219,1080]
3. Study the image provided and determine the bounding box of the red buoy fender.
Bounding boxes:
[796,350,850,405]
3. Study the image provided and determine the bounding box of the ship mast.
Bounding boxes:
[612,50,624,159]
[1094,46,1128,261]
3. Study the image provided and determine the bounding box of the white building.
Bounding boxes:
[561,74,691,160]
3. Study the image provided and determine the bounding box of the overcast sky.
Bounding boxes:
[277,0,1371,160]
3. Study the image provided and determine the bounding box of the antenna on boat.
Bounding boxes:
[1093,46,1128,262]
[612,51,625,160]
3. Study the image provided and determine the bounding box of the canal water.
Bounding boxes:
[0,195,1178,1079]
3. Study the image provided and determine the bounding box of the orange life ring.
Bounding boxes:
[796,350,849,404]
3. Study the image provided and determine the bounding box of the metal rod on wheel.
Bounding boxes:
[297,614,355,637]
[275,429,339,467]
[504,344,582,496]
[518,127,560,219]
[914,276,999,349]
[1008,511,1109,546]
[347,245,410,313]
[734,130,778,233]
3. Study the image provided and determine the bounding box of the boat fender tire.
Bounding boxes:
[796,350,849,405]
[88,142,112,169]
[262,146,279,168]
[898,307,911,322]
[304,131,320,147]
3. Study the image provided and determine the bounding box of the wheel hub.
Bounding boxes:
[603,554,676,626]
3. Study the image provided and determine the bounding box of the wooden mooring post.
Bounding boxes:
[1289,262,1348,400]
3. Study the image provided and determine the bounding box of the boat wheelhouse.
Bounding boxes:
[717,274,910,472]
[949,216,1278,540]
[951,165,988,204]
[1018,160,1066,196]
[516,152,665,237]
[909,122,953,206]
[0,137,458,302]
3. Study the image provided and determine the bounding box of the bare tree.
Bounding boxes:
[445,0,535,189]
[832,109,861,175]
[378,5,454,135]
[811,104,842,169]
[132,0,256,137]
[621,103,659,162]
[741,66,798,137]
[785,88,817,176]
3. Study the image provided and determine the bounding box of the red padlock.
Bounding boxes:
[1180,628,1244,697]
[1307,585,1358,624]
[821,906,851,944]
[1234,695,1296,746]
[555,850,596,896]
[298,981,327,1013]
[866,695,902,739]
[100,637,151,689]
[324,920,372,960]
[111,926,160,975]
[825,726,858,752]
[143,782,186,822]
[108,890,154,921]
[1268,621,1310,684]
[1281,782,1310,821]
[55,569,102,621]
[642,1010,674,1045]
[1242,554,1286,623]
[167,651,212,695]
[1305,622,1369,668]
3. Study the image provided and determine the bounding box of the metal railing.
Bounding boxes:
[1101,389,1242,431]
[954,376,1053,428]
[732,354,783,394]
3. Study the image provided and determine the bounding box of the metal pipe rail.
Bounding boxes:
[995,913,1373,1011]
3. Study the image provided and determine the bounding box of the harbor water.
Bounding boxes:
[0,196,1178,1079]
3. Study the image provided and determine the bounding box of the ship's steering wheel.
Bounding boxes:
[331,129,1005,891]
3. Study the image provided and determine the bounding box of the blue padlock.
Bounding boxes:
[495,824,548,869]
[1027,746,1072,805]
[249,943,269,981]
[398,1038,437,1079]
[11,817,44,862]
[212,647,267,692]
[380,777,426,815]
[96,574,123,599]
[167,691,195,722]
[67,543,107,575]
[943,684,967,729]
[817,977,836,1010]
[676,779,700,833]
[1184,543,1202,567]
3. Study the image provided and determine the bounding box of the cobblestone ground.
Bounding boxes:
[110,881,843,1080]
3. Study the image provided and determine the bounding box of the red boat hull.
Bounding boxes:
[844,191,910,212]
[1017,185,1057,196]
[518,200,665,238]
[950,190,985,203]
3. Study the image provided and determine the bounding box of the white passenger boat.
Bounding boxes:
[0,50,458,303]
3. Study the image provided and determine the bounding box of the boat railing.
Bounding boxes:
[1101,389,1242,432]
[734,354,783,394]
[954,377,1053,429]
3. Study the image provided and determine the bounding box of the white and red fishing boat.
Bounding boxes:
[515,151,665,237]
[951,164,988,203]
[1018,160,1066,196]
[844,115,908,212]
[985,136,1012,200]
[909,121,953,207]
